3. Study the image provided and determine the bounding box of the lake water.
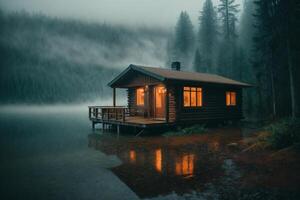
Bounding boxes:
[0,105,299,200]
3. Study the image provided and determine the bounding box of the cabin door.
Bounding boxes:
[154,86,166,119]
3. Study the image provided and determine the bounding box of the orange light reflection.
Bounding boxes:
[175,154,195,176]
[155,149,162,172]
[129,150,136,163]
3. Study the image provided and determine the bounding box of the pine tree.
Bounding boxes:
[252,0,275,119]
[173,11,195,69]
[193,48,203,72]
[198,0,218,73]
[239,0,257,118]
[217,0,240,78]
[218,0,239,40]
[252,0,300,118]
[239,0,255,56]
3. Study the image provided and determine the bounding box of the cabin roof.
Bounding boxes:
[108,64,252,87]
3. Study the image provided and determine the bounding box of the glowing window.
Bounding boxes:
[184,88,191,107]
[183,87,202,107]
[226,92,236,106]
[136,88,145,106]
[155,87,165,108]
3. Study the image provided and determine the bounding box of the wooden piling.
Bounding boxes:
[92,121,95,130]
[117,125,120,134]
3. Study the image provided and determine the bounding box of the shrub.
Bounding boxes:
[163,124,207,137]
[183,124,207,134]
[265,118,300,149]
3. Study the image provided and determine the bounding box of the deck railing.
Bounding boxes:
[88,106,129,122]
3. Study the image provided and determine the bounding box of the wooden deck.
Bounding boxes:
[92,116,169,128]
[88,106,172,129]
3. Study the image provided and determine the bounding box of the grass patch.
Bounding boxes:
[242,131,272,152]
[265,118,300,149]
[244,118,300,151]
[163,124,207,137]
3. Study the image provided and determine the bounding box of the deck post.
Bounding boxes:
[165,87,169,123]
[92,121,95,130]
[117,125,120,134]
[113,88,116,107]
[95,108,98,119]
[122,108,125,122]
[108,109,110,121]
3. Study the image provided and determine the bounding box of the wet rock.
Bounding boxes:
[227,143,240,150]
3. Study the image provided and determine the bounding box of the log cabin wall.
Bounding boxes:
[127,88,135,116]
[148,86,154,117]
[175,84,243,122]
[128,84,242,122]
[168,86,176,122]
[127,86,155,117]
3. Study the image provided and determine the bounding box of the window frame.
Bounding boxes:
[136,87,145,106]
[226,91,237,106]
[183,86,203,108]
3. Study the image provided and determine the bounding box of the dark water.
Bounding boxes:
[0,106,299,200]
[88,130,243,198]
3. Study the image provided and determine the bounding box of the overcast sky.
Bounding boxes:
[0,0,243,27]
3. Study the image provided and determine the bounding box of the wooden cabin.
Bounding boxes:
[89,62,251,131]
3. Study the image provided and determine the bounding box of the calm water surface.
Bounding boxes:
[0,105,299,200]
[88,129,243,198]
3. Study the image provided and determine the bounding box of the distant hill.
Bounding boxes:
[0,11,169,103]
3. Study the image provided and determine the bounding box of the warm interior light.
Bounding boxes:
[226,91,236,106]
[155,86,165,108]
[184,87,202,107]
[191,90,196,106]
[231,92,236,105]
[197,88,202,106]
[136,88,145,106]
[226,92,231,106]
[184,90,190,107]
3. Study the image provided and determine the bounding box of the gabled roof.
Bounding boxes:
[108,64,252,87]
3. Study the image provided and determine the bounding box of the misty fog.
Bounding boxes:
[0,12,169,103]
[0,0,245,104]
[0,0,242,27]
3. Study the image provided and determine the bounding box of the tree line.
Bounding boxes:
[0,11,168,103]
[168,0,300,120]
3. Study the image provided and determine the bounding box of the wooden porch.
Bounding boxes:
[88,106,171,130]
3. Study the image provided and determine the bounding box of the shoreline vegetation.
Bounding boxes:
[164,117,300,153]
[162,118,300,178]
[160,118,300,199]
[240,118,300,152]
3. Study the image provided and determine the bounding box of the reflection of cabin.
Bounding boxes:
[89,62,251,131]
[88,133,226,197]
